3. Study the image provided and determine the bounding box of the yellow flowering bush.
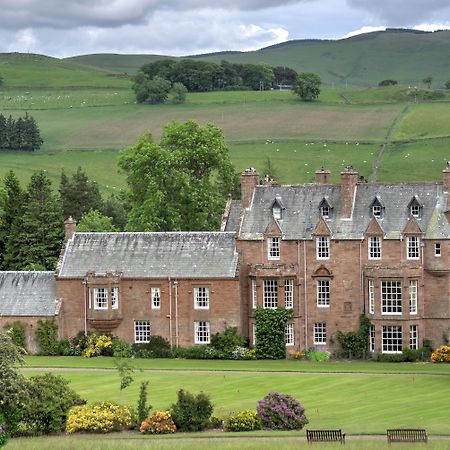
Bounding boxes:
[66,401,133,433]
[431,345,450,363]
[82,333,113,358]
[224,410,261,432]
[140,411,176,434]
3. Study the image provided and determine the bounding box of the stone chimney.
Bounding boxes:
[64,216,77,242]
[443,162,450,193]
[340,166,358,218]
[240,168,259,208]
[315,167,331,184]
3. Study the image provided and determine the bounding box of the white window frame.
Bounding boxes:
[268,236,280,260]
[194,321,210,344]
[111,287,119,310]
[409,280,417,315]
[321,205,330,219]
[194,287,209,309]
[316,279,330,308]
[284,279,294,309]
[368,279,375,314]
[134,320,151,343]
[151,287,161,309]
[314,323,327,345]
[372,204,382,218]
[407,236,420,260]
[316,236,330,260]
[381,280,402,315]
[263,279,278,309]
[285,323,294,346]
[273,207,281,220]
[382,325,402,354]
[369,325,375,352]
[409,325,418,350]
[435,242,441,257]
[410,204,420,217]
[251,279,257,309]
[368,236,381,259]
[252,323,256,346]
[93,287,108,310]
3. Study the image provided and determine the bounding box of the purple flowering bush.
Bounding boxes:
[256,391,308,430]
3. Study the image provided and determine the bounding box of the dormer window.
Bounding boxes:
[370,197,384,218]
[408,197,422,218]
[319,198,332,219]
[271,197,285,220]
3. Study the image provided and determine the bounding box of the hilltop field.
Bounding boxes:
[1,44,450,192]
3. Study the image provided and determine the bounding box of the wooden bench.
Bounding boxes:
[306,429,345,444]
[387,429,428,444]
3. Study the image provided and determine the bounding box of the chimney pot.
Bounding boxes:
[240,168,259,208]
[315,167,331,184]
[64,216,77,242]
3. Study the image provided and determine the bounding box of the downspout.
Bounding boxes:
[296,240,301,348]
[83,278,88,336]
[303,239,308,349]
[360,238,364,314]
[174,281,179,347]
[168,277,173,348]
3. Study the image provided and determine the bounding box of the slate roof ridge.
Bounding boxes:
[0,270,55,274]
[73,231,236,236]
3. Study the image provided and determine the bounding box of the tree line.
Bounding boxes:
[0,113,43,151]
[133,59,299,103]
[0,120,237,270]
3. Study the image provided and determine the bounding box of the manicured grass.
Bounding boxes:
[21,357,450,435]
[6,435,450,450]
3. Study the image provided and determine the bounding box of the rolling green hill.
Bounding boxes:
[64,29,450,88]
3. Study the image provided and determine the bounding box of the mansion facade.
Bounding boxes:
[1,165,449,355]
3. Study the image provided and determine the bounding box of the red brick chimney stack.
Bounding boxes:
[315,167,331,184]
[340,165,358,218]
[64,216,77,242]
[443,162,450,193]
[240,168,259,209]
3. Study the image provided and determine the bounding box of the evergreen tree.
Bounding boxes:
[59,167,103,221]
[4,171,63,270]
[0,171,24,269]
[24,113,43,151]
[0,114,6,149]
[5,115,16,150]
[102,193,127,230]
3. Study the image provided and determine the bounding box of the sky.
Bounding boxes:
[1,0,450,57]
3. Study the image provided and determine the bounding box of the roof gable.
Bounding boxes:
[365,217,384,235]
[313,217,332,236]
[403,217,423,235]
[265,217,282,235]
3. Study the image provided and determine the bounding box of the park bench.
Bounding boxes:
[387,429,428,444]
[306,429,345,444]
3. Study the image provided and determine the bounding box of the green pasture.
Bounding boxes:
[21,357,450,435]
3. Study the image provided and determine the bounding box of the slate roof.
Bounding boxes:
[239,182,449,240]
[58,232,238,278]
[0,272,57,317]
[224,200,241,232]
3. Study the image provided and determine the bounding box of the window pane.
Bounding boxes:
[407,236,420,259]
[268,237,280,259]
[134,320,150,343]
[368,280,375,314]
[316,236,329,259]
[93,287,108,310]
[317,280,330,307]
[369,236,381,259]
[382,325,402,353]
[194,287,209,309]
[285,323,294,346]
[284,279,293,309]
[111,287,119,310]
[151,287,161,309]
[381,280,402,314]
[263,279,278,308]
[194,321,210,344]
[409,280,417,314]
[314,323,327,345]
[409,325,418,350]
[252,279,257,309]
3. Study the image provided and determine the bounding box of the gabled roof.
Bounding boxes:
[403,217,423,235]
[365,217,384,235]
[58,232,239,279]
[239,182,448,240]
[313,217,332,236]
[0,272,57,317]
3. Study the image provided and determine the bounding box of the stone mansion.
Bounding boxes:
[1,165,449,355]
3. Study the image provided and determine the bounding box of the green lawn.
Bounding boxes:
[21,357,450,435]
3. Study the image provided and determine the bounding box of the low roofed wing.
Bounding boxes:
[0,272,57,316]
[58,232,238,278]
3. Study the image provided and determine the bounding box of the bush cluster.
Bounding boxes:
[0,412,7,447]
[289,349,330,361]
[6,322,26,350]
[66,401,133,433]
[257,392,308,430]
[210,327,247,359]
[132,336,171,358]
[140,411,176,434]
[82,334,113,358]
[431,345,450,363]
[224,410,261,432]
[375,346,433,363]
[170,389,213,432]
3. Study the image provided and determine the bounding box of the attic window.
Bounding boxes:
[273,207,282,220]
[319,198,332,219]
[408,197,422,218]
[370,197,384,218]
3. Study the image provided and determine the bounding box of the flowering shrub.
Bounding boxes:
[66,401,133,433]
[140,411,176,434]
[289,349,330,362]
[82,334,113,358]
[224,410,261,432]
[431,345,450,363]
[257,392,308,430]
[243,348,257,360]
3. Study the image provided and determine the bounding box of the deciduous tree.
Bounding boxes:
[293,72,321,101]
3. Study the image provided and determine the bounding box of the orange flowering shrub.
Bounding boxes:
[140,411,176,434]
[431,345,450,363]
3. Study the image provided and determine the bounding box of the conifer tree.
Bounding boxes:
[4,171,63,270]
[0,171,24,269]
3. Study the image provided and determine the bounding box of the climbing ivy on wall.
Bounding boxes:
[336,315,371,358]
[254,308,293,359]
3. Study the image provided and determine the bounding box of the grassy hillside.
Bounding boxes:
[65,29,450,87]
[0,53,130,88]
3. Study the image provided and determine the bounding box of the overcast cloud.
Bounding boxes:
[0,0,449,57]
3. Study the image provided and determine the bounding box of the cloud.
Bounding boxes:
[346,0,450,26]
[341,26,386,39]
[0,0,309,29]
